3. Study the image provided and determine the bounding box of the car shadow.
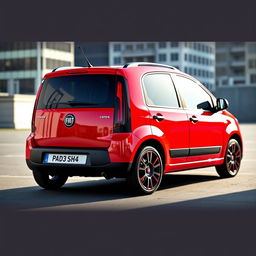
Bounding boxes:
[0,173,222,210]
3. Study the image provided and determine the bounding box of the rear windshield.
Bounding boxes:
[37,74,117,109]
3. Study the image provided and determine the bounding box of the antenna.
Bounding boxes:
[78,45,93,68]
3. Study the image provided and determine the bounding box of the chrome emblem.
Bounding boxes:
[64,114,75,127]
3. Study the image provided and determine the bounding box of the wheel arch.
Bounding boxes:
[229,133,243,158]
[132,138,167,168]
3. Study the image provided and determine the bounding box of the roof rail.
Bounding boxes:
[52,66,84,72]
[123,62,178,70]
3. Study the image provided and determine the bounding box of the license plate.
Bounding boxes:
[44,153,87,165]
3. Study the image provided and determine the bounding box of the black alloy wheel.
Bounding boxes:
[216,139,242,178]
[128,146,164,195]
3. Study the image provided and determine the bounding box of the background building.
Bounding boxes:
[75,42,109,67]
[0,42,74,95]
[216,42,256,87]
[109,42,216,91]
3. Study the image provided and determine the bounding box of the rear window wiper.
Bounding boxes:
[57,101,98,106]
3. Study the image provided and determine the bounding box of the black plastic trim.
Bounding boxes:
[189,146,221,156]
[26,159,131,178]
[170,146,221,158]
[170,148,189,158]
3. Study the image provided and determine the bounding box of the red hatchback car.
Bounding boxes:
[26,62,243,194]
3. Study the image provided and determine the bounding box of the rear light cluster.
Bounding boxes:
[31,84,42,132]
[113,77,131,133]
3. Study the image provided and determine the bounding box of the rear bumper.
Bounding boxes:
[26,147,132,178]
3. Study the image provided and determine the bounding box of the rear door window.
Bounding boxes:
[37,74,117,109]
[142,73,179,108]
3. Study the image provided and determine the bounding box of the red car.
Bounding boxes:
[26,62,243,194]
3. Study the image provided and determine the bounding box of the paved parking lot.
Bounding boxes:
[0,125,255,211]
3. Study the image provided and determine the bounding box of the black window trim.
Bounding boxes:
[141,71,182,110]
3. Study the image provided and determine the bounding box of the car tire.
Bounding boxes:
[32,169,68,190]
[127,146,164,195]
[216,139,242,178]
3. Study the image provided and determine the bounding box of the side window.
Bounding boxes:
[143,73,179,108]
[172,75,212,109]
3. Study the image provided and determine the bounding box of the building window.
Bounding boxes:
[159,42,166,48]
[114,57,121,65]
[113,44,121,52]
[19,78,35,94]
[136,44,144,50]
[45,42,71,52]
[159,54,166,62]
[171,53,179,61]
[184,67,188,73]
[249,59,256,68]
[0,79,7,92]
[147,43,155,49]
[198,69,201,76]
[0,58,37,71]
[125,44,133,51]
[171,42,179,47]
[184,53,187,61]
[0,42,37,51]
[189,54,192,62]
[250,74,256,84]
[46,58,71,69]
[193,55,196,63]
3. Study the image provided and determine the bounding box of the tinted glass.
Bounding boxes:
[172,75,212,109]
[143,74,179,108]
[37,75,116,109]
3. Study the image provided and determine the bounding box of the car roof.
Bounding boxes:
[43,62,200,84]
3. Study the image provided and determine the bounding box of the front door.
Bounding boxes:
[171,74,226,162]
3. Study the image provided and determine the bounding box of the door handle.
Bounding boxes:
[189,115,199,123]
[153,114,165,122]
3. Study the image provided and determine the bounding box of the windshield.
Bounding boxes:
[37,74,117,109]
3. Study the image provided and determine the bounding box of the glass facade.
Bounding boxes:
[0,58,37,71]
[0,42,74,95]
[0,42,36,51]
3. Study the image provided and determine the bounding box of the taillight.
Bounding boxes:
[116,82,123,122]
[113,77,131,133]
[31,84,42,132]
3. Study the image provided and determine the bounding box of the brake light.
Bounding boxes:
[116,82,123,122]
[31,84,42,132]
[113,77,131,133]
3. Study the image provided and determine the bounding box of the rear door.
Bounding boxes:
[171,74,226,162]
[34,74,117,148]
[142,73,189,167]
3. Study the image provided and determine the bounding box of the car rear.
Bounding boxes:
[26,67,131,178]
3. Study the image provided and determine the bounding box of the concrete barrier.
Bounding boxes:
[0,94,35,129]
[215,86,256,123]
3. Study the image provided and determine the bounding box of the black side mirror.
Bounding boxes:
[216,98,229,111]
[197,101,212,111]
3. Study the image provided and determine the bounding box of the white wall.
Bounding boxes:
[0,94,35,129]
